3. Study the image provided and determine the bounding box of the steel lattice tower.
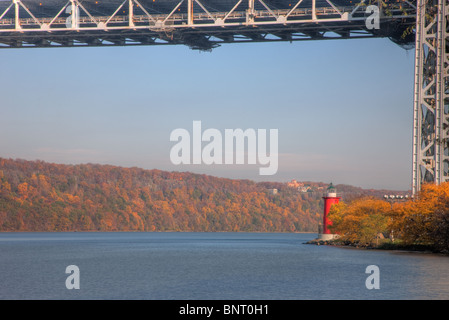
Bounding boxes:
[413,0,449,194]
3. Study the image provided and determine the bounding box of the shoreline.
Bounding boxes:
[0,230,316,234]
[305,238,449,256]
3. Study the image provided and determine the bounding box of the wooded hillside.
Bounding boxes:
[0,158,324,232]
[0,158,404,232]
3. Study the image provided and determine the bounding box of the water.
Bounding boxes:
[0,232,448,300]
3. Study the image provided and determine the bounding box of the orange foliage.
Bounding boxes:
[0,157,322,232]
[329,182,449,251]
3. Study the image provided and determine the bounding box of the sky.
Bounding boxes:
[0,37,415,191]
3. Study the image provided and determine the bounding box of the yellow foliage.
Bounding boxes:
[17,182,29,198]
[329,182,449,249]
[328,197,391,245]
[399,182,449,245]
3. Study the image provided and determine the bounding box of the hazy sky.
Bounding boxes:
[0,37,415,191]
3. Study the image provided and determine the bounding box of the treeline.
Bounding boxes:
[328,182,449,253]
[0,158,324,232]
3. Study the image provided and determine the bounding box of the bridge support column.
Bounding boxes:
[247,0,255,23]
[413,0,449,194]
[188,0,193,25]
[69,0,79,29]
[13,0,20,30]
[129,0,134,27]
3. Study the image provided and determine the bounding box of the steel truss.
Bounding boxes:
[412,0,449,194]
[0,0,416,50]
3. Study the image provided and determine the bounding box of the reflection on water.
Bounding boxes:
[0,232,448,300]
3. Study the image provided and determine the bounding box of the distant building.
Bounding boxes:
[287,179,303,188]
[268,188,278,195]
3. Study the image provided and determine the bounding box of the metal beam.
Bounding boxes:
[0,0,415,51]
[412,0,449,194]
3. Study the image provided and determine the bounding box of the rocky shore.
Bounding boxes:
[305,237,446,254]
[304,238,337,246]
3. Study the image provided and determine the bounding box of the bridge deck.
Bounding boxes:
[0,0,417,50]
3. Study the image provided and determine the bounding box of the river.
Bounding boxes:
[0,232,448,300]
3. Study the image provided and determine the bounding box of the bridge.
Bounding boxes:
[0,0,416,49]
[0,0,445,194]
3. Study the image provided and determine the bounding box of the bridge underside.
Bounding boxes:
[0,0,416,50]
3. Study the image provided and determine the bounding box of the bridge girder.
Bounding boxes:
[0,0,416,50]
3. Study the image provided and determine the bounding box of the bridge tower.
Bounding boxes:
[413,0,449,194]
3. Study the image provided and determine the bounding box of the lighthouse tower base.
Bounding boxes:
[318,233,339,241]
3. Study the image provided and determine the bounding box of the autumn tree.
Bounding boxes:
[328,198,391,246]
[400,182,449,249]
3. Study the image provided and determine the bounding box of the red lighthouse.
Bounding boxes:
[319,183,341,240]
